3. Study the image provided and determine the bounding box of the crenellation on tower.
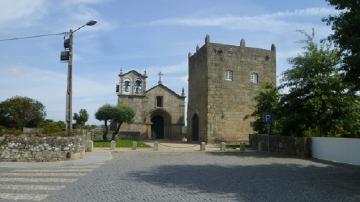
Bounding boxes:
[240,38,246,48]
[205,34,210,44]
[271,44,276,52]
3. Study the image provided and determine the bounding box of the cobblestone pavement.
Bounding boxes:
[39,151,360,202]
[0,152,111,202]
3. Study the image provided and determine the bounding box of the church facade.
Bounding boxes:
[116,70,185,140]
[187,35,276,143]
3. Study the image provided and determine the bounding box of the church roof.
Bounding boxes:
[146,83,185,99]
[119,70,147,78]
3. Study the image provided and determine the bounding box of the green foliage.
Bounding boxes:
[0,96,46,129]
[39,119,65,134]
[0,127,22,136]
[95,104,135,141]
[250,31,360,138]
[95,104,114,140]
[73,109,89,128]
[324,0,360,90]
[280,30,360,137]
[111,105,135,140]
[93,140,150,148]
[249,83,282,135]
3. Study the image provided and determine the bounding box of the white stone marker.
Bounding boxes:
[87,140,93,152]
[153,141,159,151]
[132,141,137,150]
[110,140,116,150]
[200,142,206,151]
[220,142,226,152]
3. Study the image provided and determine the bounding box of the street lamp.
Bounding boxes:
[61,20,97,135]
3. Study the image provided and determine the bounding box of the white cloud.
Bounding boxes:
[0,0,48,28]
[0,64,114,124]
[67,5,115,33]
[147,7,336,36]
[148,62,187,75]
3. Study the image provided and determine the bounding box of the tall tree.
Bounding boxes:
[73,109,89,128]
[324,0,360,90]
[280,30,360,137]
[111,105,135,140]
[248,83,282,135]
[0,96,46,129]
[95,104,114,140]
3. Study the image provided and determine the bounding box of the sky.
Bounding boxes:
[0,0,337,124]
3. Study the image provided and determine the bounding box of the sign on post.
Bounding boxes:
[264,114,272,124]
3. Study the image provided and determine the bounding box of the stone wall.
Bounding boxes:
[249,134,311,158]
[0,135,85,162]
[187,42,209,142]
[187,35,276,143]
[118,83,185,140]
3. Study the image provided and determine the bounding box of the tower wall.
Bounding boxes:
[188,36,276,143]
[187,45,209,142]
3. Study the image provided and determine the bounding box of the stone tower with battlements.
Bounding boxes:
[187,35,276,143]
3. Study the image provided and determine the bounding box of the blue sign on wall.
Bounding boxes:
[264,114,272,124]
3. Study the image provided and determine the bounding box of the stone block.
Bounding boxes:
[200,142,206,151]
[110,140,116,150]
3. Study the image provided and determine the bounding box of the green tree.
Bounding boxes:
[95,104,114,140]
[280,30,360,137]
[324,0,360,90]
[111,105,135,140]
[73,109,89,128]
[39,119,65,134]
[0,96,46,129]
[248,83,282,135]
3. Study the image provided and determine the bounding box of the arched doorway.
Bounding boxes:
[151,115,164,139]
[192,114,199,141]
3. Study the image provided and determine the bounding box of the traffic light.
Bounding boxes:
[64,38,70,49]
[60,36,71,62]
[116,85,119,92]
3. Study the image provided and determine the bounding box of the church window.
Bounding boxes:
[134,79,142,95]
[225,70,233,81]
[156,96,163,107]
[124,79,131,93]
[250,73,259,84]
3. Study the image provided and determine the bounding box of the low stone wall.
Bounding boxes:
[0,135,85,162]
[249,134,311,158]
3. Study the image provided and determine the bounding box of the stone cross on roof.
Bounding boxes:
[158,72,163,84]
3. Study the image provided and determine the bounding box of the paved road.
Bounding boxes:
[46,151,360,202]
[0,152,111,202]
[1,151,359,202]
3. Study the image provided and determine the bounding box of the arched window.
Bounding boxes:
[250,73,259,84]
[134,79,142,94]
[225,70,233,81]
[123,78,131,94]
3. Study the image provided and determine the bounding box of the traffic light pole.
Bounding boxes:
[65,29,73,135]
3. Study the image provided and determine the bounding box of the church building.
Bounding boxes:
[116,70,185,140]
[187,35,276,143]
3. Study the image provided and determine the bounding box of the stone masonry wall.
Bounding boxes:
[187,44,209,142]
[249,134,312,158]
[118,84,185,139]
[187,35,276,143]
[0,135,85,162]
[207,43,276,143]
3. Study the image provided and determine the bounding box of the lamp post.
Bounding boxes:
[62,20,97,135]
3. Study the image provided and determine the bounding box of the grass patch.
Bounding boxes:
[93,139,151,148]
